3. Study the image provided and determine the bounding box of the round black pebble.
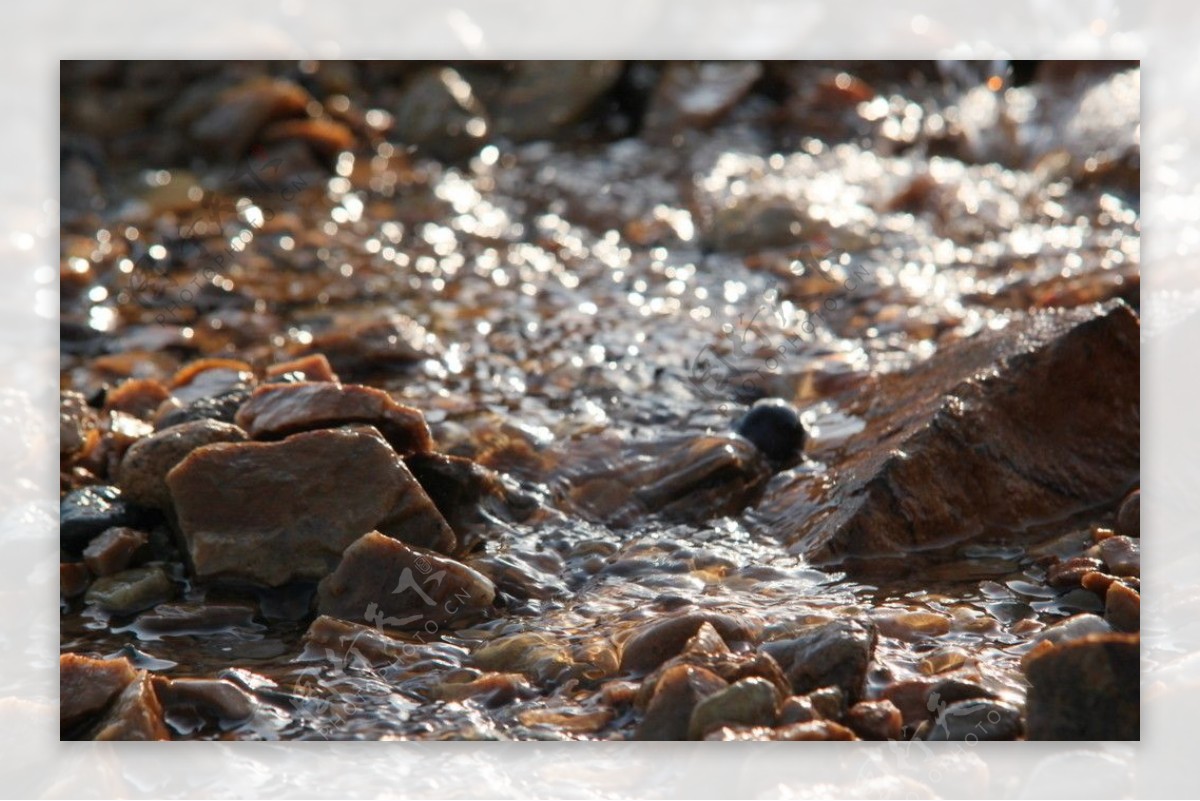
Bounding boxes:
[734,398,806,463]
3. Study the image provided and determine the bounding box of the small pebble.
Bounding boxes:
[733,398,806,464]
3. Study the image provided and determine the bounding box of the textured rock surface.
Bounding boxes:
[634,663,727,740]
[762,619,877,703]
[234,382,433,456]
[82,527,148,576]
[60,653,137,733]
[1025,631,1139,739]
[754,301,1140,565]
[316,531,495,630]
[92,672,170,741]
[167,426,418,585]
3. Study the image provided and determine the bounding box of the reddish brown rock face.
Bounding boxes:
[1025,631,1139,740]
[118,420,248,510]
[167,426,424,585]
[60,653,138,734]
[754,301,1140,565]
[316,531,495,630]
[234,381,433,456]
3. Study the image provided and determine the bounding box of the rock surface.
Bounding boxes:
[687,677,780,740]
[92,671,171,741]
[634,663,727,740]
[316,531,495,630]
[1024,631,1139,739]
[754,301,1140,566]
[234,382,433,456]
[619,612,759,674]
[84,565,175,614]
[118,420,247,510]
[60,485,153,553]
[60,653,137,733]
[762,619,876,702]
[167,426,422,585]
[82,527,148,576]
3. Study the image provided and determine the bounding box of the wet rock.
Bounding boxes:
[168,359,255,406]
[60,485,153,553]
[118,419,248,511]
[846,699,903,741]
[265,353,339,383]
[554,434,771,528]
[375,471,458,555]
[60,391,97,457]
[133,603,257,637]
[634,663,728,741]
[755,301,1140,567]
[151,677,254,732]
[1105,580,1140,633]
[391,67,489,161]
[154,386,253,431]
[84,565,175,615]
[917,699,1023,741]
[190,77,312,158]
[643,61,762,141]
[778,695,818,724]
[92,671,170,741]
[1047,556,1105,589]
[1025,632,1139,740]
[1081,570,1125,598]
[803,685,848,721]
[303,615,451,666]
[300,313,438,379]
[873,610,951,641]
[774,719,858,740]
[261,117,355,160]
[82,527,148,576]
[762,618,876,702]
[432,672,537,706]
[1033,612,1113,647]
[167,427,423,585]
[486,61,623,142]
[619,612,759,674]
[102,378,171,421]
[406,453,536,548]
[235,381,433,456]
[316,531,495,630]
[733,398,806,465]
[1098,535,1140,577]
[60,653,137,733]
[1116,489,1140,537]
[467,550,569,603]
[471,633,579,684]
[60,562,91,599]
[687,677,780,740]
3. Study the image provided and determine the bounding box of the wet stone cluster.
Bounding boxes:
[60,60,1139,741]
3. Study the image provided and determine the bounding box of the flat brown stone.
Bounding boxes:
[316,531,495,630]
[82,527,148,576]
[234,381,433,456]
[753,301,1139,565]
[60,653,137,733]
[264,353,339,383]
[167,426,420,585]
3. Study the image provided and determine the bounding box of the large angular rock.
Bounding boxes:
[754,301,1140,566]
[316,531,495,631]
[166,426,434,585]
[234,382,433,456]
[60,653,137,733]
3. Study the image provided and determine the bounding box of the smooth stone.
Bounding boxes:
[316,531,495,631]
[167,426,425,585]
[154,387,253,431]
[234,381,433,456]
[619,612,758,674]
[774,720,858,740]
[60,485,153,553]
[1104,580,1140,633]
[85,566,174,615]
[687,677,781,740]
[762,618,876,702]
[1025,632,1139,740]
[1098,535,1140,577]
[733,398,806,464]
[151,677,255,730]
[118,420,247,510]
[471,633,579,684]
[917,699,1023,741]
[1033,613,1113,646]
[846,699,903,741]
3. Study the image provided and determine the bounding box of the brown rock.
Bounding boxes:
[151,677,254,730]
[634,664,727,740]
[60,653,137,733]
[1099,535,1140,577]
[775,720,858,740]
[60,391,97,457]
[82,527,148,576]
[167,426,425,585]
[300,313,438,378]
[753,301,1139,566]
[406,452,535,549]
[103,378,170,421]
[1025,632,1139,739]
[917,699,1023,741]
[687,677,781,740]
[92,672,170,741]
[847,699,903,740]
[235,381,433,456]
[118,419,248,511]
[134,603,257,637]
[84,566,175,614]
[431,672,536,706]
[316,531,494,630]
[261,118,356,159]
[762,618,876,703]
[643,61,763,141]
[168,359,255,405]
[619,612,759,674]
[60,562,91,599]
[190,77,312,157]
[265,353,339,383]
[1116,489,1140,537]
[1105,581,1140,633]
[1047,556,1105,589]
